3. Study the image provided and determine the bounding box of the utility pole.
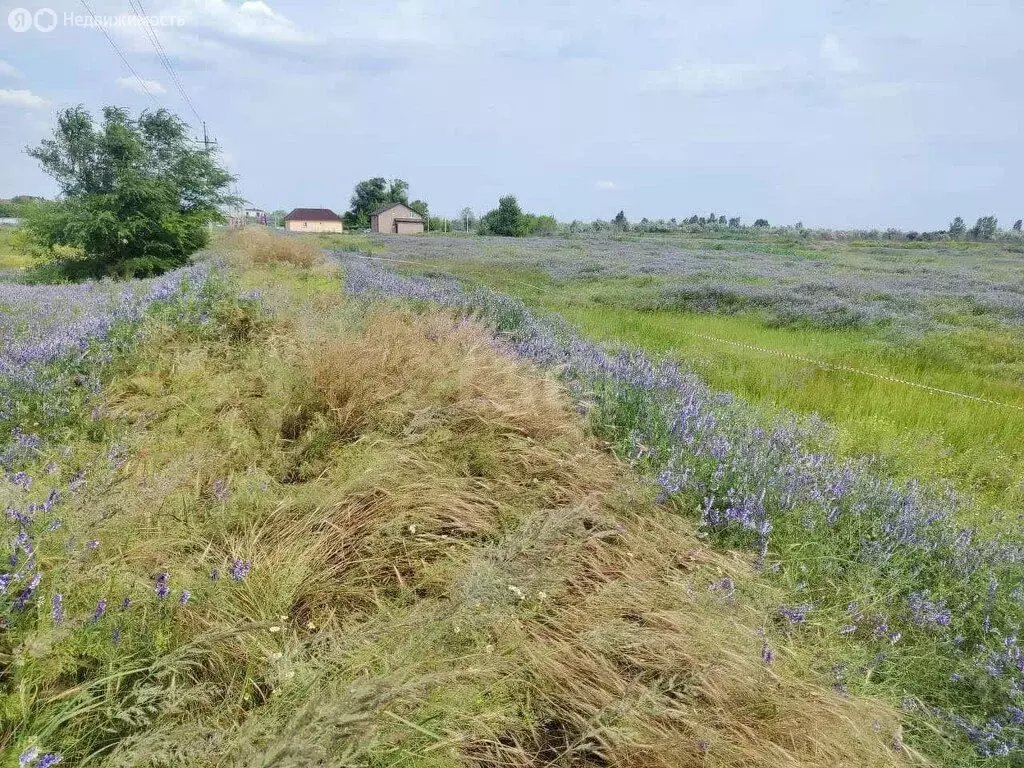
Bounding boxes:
[202,122,218,154]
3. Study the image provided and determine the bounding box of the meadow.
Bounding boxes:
[333,232,1024,515]
[2,227,1024,766]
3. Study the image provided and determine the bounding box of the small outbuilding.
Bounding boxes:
[283,208,344,233]
[371,203,425,234]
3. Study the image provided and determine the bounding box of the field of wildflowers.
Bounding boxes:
[341,255,1024,764]
[2,226,1019,765]
[1,252,912,767]
[363,232,1024,333]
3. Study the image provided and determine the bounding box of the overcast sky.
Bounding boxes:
[0,0,1021,229]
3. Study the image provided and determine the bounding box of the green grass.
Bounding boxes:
[0,227,32,270]
[4,259,909,767]
[300,231,385,254]
[385,256,1024,516]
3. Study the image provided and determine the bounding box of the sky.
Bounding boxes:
[0,0,1021,230]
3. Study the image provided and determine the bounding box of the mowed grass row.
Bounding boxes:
[375,255,1024,515]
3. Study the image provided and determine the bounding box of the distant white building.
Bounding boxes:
[0,217,22,228]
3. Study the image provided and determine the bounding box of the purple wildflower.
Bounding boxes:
[229,559,252,582]
[90,599,107,622]
[709,577,734,597]
[51,593,63,624]
[154,572,170,599]
[37,754,62,768]
[19,747,39,767]
[178,589,191,606]
[761,640,775,666]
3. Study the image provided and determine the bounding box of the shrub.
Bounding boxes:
[24,106,236,279]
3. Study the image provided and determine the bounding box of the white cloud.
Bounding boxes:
[173,0,315,46]
[0,89,48,109]
[820,34,859,74]
[0,60,19,78]
[116,76,167,95]
[595,180,617,191]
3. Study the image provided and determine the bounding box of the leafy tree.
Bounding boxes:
[718,215,727,225]
[754,219,769,228]
[969,216,998,240]
[1013,219,1022,232]
[345,177,411,228]
[524,213,557,235]
[269,209,288,227]
[949,216,966,238]
[612,210,629,231]
[25,106,235,279]
[408,199,429,218]
[728,217,741,227]
[480,195,528,237]
[459,207,476,232]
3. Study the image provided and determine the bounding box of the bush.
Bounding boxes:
[24,106,236,279]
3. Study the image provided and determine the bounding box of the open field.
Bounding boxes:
[321,232,1024,514]
[1,240,915,767]
[3,229,1024,765]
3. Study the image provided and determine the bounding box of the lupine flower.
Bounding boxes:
[120,596,132,611]
[51,593,63,624]
[777,603,813,626]
[37,754,62,768]
[209,568,219,581]
[19,746,38,767]
[90,599,107,622]
[178,590,191,605]
[229,559,252,582]
[709,577,734,597]
[154,572,170,599]
[86,539,100,551]
[761,641,775,666]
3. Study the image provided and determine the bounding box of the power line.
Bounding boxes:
[128,0,203,125]
[78,0,159,104]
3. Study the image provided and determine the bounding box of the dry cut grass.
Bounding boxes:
[11,265,920,766]
[218,226,325,268]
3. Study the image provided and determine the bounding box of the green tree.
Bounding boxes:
[524,213,557,235]
[480,195,528,237]
[459,206,475,232]
[949,216,966,238]
[345,177,411,228]
[408,199,429,218]
[1013,219,1022,232]
[25,106,235,279]
[612,210,629,231]
[753,219,769,228]
[969,215,998,240]
[728,217,741,227]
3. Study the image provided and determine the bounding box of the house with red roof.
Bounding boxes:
[283,207,344,233]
